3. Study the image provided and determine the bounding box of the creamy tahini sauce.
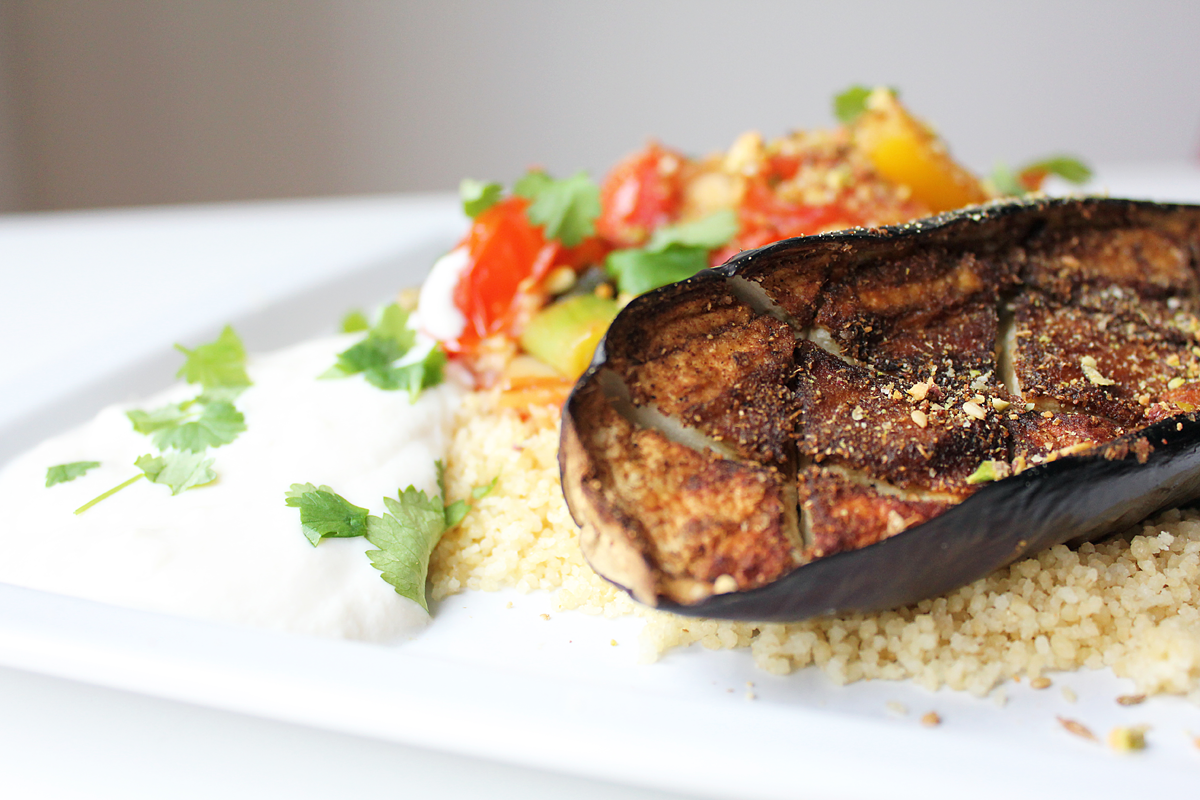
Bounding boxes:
[0,334,463,641]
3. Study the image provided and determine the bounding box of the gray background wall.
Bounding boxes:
[1,0,1198,213]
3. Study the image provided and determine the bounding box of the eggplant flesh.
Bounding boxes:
[559,197,1200,621]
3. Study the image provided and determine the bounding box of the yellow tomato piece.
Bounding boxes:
[853,89,989,214]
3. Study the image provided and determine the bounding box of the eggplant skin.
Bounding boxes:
[559,197,1200,620]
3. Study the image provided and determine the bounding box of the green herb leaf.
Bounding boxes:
[990,162,1025,197]
[369,346,446,398]
[460,178,504,218]
[326,304,423,388]
[471,476,498,501]
[135,451,216,495]
[833,85,873,124]
[513,170,554,200]
[443,499,471,530]
[45,461,100,487]
[174,326,251,390]
[1020,155,1093,185]
[340,310,370,333]
[128,399,245,453]
[606,245,710,296]
[364,487,449,612]
[515,170,601,247]
[285,483,370,546]
[645,209,739,252]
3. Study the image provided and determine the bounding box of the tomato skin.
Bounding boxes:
[596,142,685,247]
[451,197,558,349]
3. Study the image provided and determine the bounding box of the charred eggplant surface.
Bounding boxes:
[559,197,1200,620]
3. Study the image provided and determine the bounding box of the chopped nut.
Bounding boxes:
[713,574,738,594]
[1080,356,1116,386]
[1058,716,1098,741]
[543,265,577,295]
[962,401,987,420]
[991,397,1011,411]
[1116,694,1146,706]
[1168,377,1186,390]
[907,381,929,401]
[910,409,928,428]
[1030,677,1052,690]
[1107,726,1146,753]
[920,711,942,727]
[851,405,865,421]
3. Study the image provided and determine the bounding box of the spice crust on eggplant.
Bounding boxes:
[560,197,1200,619]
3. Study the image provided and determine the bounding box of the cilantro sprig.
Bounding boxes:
[605,210,738,296]
[285,462,496,611]
[323,303,445,398]
[74,327,250,513]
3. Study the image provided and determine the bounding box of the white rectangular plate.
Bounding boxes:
[4,178,1200,799]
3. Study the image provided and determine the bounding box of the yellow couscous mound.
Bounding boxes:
[432,392,1200,700]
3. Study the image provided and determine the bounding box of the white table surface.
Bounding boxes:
[5,169,1200,800]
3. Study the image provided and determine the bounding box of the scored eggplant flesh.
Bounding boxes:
[559,197,1200,619]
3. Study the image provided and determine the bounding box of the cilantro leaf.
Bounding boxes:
[833,85,873,124]
[515,170,601,247]
[340,310,370,333]
[606,246,710,296]
[285,483,370,546]
[174,326,251,390]
[645,209,738,252]
[127,403,189,435]
[990,162,1024,197]
[325,303,418,381]
[151,400,245,453]
[1020,156,1093,185]
[364,487,448,612]
[46,461,100,487]
[135,451,216,495]
[512,170,554,200]
[365,346,447,397]
[460,178,503,218]
[128,399,245,453]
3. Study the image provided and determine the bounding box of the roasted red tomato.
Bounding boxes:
[452,197,559,348]
[597,142,686,247]
[712,178,860,264]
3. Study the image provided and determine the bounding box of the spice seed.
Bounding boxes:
[1057,716,1098,741]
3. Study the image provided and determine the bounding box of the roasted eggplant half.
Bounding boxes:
[559,196,1200,620]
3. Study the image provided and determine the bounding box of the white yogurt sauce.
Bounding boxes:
[0,334,463,642]
[415,246,469,342]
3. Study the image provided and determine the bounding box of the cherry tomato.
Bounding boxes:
[596,142,685,247]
